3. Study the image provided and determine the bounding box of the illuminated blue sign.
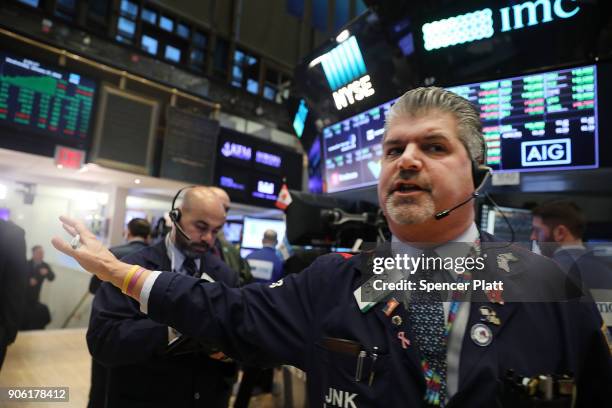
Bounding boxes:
[221,141,252,161]
[319,36,367,91]
[253,179,278,200]
[220,176,246,190]
[292,99,308,138]
[255,151,282,168]
[423,0,581,51]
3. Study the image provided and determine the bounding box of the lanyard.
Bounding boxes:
[419,240,480,407]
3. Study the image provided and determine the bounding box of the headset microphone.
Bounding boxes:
[434,192,480,220]
[434,163,491,221]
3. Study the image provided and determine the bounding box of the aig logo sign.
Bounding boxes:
[521,138,572,167]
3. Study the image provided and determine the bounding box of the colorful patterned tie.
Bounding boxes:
[407,250,447,406]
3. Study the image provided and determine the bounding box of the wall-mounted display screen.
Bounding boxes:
[223,221,243,244]
[448,65,598,172]
[308,136,323,194]
[293,99,308,138]
[479,204,532,248]
[0,52,97,143]
[215,127,303,207]
[322,64,599,193]
[241,217,286,250]
[322,98,396,193]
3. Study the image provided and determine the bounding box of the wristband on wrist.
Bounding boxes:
[121,265,140,294]
[126,267,146,296]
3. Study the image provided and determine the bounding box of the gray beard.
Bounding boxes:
[385,193,435,225]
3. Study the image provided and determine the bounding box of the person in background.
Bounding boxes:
[25,246,55,303]
[234,229,285,407]
[245,230,284,284]
[89,218,151,295]
[209,186,253,285]
[21,245,55,330]
[531,200,612,290]
[0,219,27,370]
[87,187,239,408]
[531,200,612,348]
[87,217,151,408]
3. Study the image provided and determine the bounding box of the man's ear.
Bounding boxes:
[552,224,568,242]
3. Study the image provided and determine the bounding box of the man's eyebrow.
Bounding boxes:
[422,134,451,142]
[382,133,451,147]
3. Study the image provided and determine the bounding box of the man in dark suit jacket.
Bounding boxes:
[531,200,612,290]
[531,200,612,347]
[87,217,150,408]
[0,220,27,369]
[88,218,151,295]
[21,245,55,330]
[87,187,239,408]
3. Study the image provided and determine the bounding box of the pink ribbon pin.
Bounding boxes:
[397,331,411,349]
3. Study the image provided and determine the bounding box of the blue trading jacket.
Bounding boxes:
[88,240,239,408]
[145,236,612,408]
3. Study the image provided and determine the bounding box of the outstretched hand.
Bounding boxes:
[51,216,121,284]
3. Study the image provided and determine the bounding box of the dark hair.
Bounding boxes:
[127,218,151,239]
[532,201,586,238]
[32,245,42,253]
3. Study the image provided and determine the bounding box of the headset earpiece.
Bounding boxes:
[169,186,196,242]
[471,161,492,191]
[169,208,181,223]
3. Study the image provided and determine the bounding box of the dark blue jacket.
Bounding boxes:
[246,246,284,283]
[87,240,239,408]
[144,235,612,407]
[553,247,612,290]
[0,220,27,368]
[89,240,148,295]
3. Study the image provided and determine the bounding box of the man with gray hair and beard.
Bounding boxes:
[55,87,611,407]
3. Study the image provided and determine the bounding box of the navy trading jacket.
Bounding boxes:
[145,236,612,408]
[88,240,239,408]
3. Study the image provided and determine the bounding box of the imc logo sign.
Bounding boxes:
[521,138,572,167]
[422,0,581,51]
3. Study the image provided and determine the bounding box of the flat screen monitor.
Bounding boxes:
[480,204,533,246]
[308,136,323,194]
[223,221,243,244]
[447,65,598,173]
[322,98,397,193]
[0,51,97,145]
[241,217,286,250]
[322,64,599,193]
[293,99,309,138]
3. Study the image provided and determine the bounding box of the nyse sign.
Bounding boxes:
[422,0,581,51]
[332,75,375,111]
[521,138,572,167]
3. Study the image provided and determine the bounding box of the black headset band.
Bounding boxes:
[171,185,196,212]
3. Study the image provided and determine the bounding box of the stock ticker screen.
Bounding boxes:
[0,52,96,143]
[447,65,598,173]
[323,65,598,193]
[323,98,396,193]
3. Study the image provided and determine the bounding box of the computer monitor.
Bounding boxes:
[241,217,286,250]
[223,221,243,244]
[480,204,533,246]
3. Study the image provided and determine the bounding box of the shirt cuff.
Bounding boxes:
[139,270,162,314]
